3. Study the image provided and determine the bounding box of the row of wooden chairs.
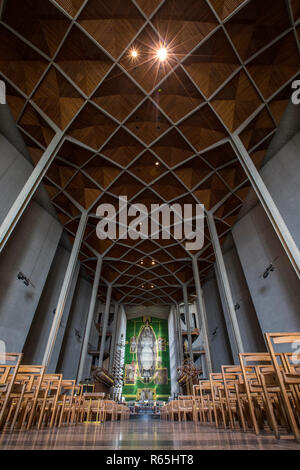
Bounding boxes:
[81,393,130,423]
[161,332,300,442]
[0,354,129,431]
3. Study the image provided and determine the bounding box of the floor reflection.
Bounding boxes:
[0,415,299,450]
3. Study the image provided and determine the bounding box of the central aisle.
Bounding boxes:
[0,415,299,450]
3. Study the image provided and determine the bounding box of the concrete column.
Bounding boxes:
[109,303,119,374]
[42,212,88,368]
[177,305,184,365]
[192,257,212,375]
[0,132,64,254]
[175,304,184,365]
[200,354,207,379]
[183,285,193,362]
[172,305,180,369]
[77,255,103,383]
[232,134,300,279]
[98,283,113,368]
[207,213,244,354]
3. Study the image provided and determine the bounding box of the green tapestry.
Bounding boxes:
[122,316,171,402]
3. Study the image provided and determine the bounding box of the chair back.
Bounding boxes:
[13,365,45,396]
[0,353,22,387]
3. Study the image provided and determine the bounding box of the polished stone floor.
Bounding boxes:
[0,416,299,450]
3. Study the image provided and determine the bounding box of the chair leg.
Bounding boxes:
[260,381,279,439]
[10,386,26,431]
[279,388,300,442]
[59,397,66,427]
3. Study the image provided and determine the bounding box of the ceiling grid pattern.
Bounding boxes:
[0,0,299,305]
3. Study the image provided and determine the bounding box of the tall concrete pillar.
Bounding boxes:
[207,213,244,354]
[109,303,119,374]
[98,283,113,368]
[0,132,63,254]
[192,257,212,375]
[77,255,103,382]
[42,212,88,368]
[183,285,193,362]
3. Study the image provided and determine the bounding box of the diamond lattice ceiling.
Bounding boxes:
[1,0,299,305]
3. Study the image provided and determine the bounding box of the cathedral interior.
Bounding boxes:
[0,0,300,452]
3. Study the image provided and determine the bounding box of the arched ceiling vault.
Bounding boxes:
[1,0,299,305]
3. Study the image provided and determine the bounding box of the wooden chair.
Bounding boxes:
[265,332,300,442]
[209,373,227,428]
[116,403,129,421]
[103,400,117,422]
[256,364,291,436]
[198,381,214,424]
[282,352,300,416]
[55,380,76,427]
[239,353,286,438]
[0,353,23,429]
[170,400,180,421]
[178,396,193,421]
[73,384,84,424]
[221,366,246,432]
[192,385,202,423]
[36,374,63,429]
[82,393,105,423]
[4,365,45,431]
[161,402,171,420]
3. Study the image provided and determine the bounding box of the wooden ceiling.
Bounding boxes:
[1,0,299,305]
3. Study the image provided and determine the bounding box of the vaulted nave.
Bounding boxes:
[0,0,300,453]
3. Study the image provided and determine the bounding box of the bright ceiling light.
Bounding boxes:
[131,49,138,58]
[157,47,168,62]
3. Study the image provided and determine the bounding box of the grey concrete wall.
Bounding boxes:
[261,132,300,249]
[56,272,92,379]
[220,236,266,360]
[202,275,233,372]
[233,203,300,340]
[0,199,62,352]
[0,131,57,224]
[0,106,32,164]
[0,133,33,224]
[22,242,80,372]
[231,131,300,348]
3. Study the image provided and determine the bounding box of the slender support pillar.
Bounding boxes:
[232,134,300,279]
[207,213,244,354]
[172,305,181,396]
[192,257,212,375]
[98,283,113,368]
[200,354,206,379]
[175,304,184,365]
[174,304,183,365]
[114,304,123,353]
[77,255,103,383]
[183,285,193,362]
[109,303,119,374]
[42,211,88,368]
[172,305,180,370]
[0,132,64,254]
